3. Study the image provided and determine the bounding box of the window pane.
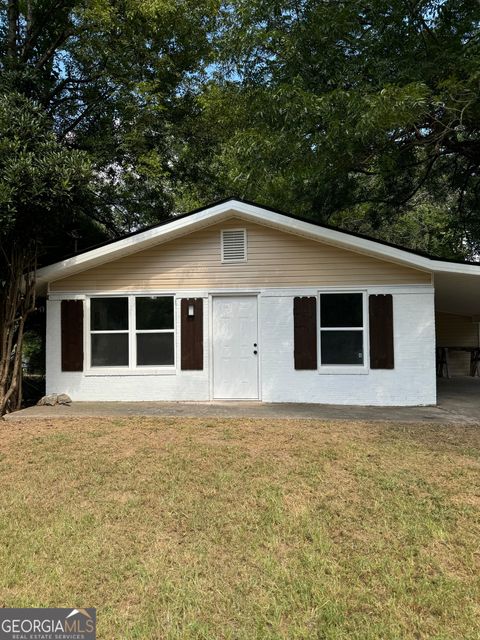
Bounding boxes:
[320,293,363,328]
[321,330,364,365]
[91,334,128,366]
[136,297,174,330]
[91,298,128,330]
[137,333,174,366]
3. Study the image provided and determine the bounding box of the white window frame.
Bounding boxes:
[85,294,176,375]
[221,228,247,263]
[317,289,369,375]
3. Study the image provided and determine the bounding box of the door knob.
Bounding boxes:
[253,350,258,355]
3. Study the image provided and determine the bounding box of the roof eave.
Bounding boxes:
[36,203,238,286]
[35,198,480,287]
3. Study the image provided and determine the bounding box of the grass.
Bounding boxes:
[0,417,479,639]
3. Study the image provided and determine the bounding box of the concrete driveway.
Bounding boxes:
[4,377,480,424]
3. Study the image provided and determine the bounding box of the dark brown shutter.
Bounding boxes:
[61,300,84,371]
[181,298,203,370]
[369,294,394,369]
[294,297,317,369]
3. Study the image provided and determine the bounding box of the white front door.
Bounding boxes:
[212,296,259,400]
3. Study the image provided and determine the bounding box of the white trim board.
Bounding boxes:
[47,284,433,301]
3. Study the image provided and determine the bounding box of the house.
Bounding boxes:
[36,198,480,406]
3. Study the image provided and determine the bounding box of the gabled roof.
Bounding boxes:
[36,197,480,289]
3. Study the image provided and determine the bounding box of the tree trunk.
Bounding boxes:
[0,243,36,416]
[7,0,19,58]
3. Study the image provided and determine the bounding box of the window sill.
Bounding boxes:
[84,367,177,377]
[317,366,369,375]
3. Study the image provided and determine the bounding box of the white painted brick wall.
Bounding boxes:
[259,289,436,405]
[46,298,209,401]
[46,286,436,406]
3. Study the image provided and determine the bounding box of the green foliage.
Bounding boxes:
[188,0,480,257]
[1,0,480,259]
[331,201,463,260]
[0,0,220,237]
[0,92,93,249]
[22,330,42,373]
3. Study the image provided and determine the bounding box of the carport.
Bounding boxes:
[435,270,480,379]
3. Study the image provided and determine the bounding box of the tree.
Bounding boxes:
[0,92,93,414]
[192,0,480,258]
[0,0,220,413]
[0,0,220,233]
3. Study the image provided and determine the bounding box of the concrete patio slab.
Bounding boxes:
[4,378,480,424]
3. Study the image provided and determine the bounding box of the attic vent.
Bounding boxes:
[221,229,247,262]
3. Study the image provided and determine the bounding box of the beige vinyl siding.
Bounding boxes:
[50,217,431,292]
[436,312,480,376]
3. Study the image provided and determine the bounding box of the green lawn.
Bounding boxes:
[0,417,479,639]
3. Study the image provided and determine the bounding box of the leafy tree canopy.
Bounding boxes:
[190,0,480,258]
[0,91,93,248]
[0,0,220,249]
[2,0,479,259]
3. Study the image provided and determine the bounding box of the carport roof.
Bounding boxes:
[434,272,480,316]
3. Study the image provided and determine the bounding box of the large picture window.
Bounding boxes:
[319,293,365,366]
[89,296,175,368]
